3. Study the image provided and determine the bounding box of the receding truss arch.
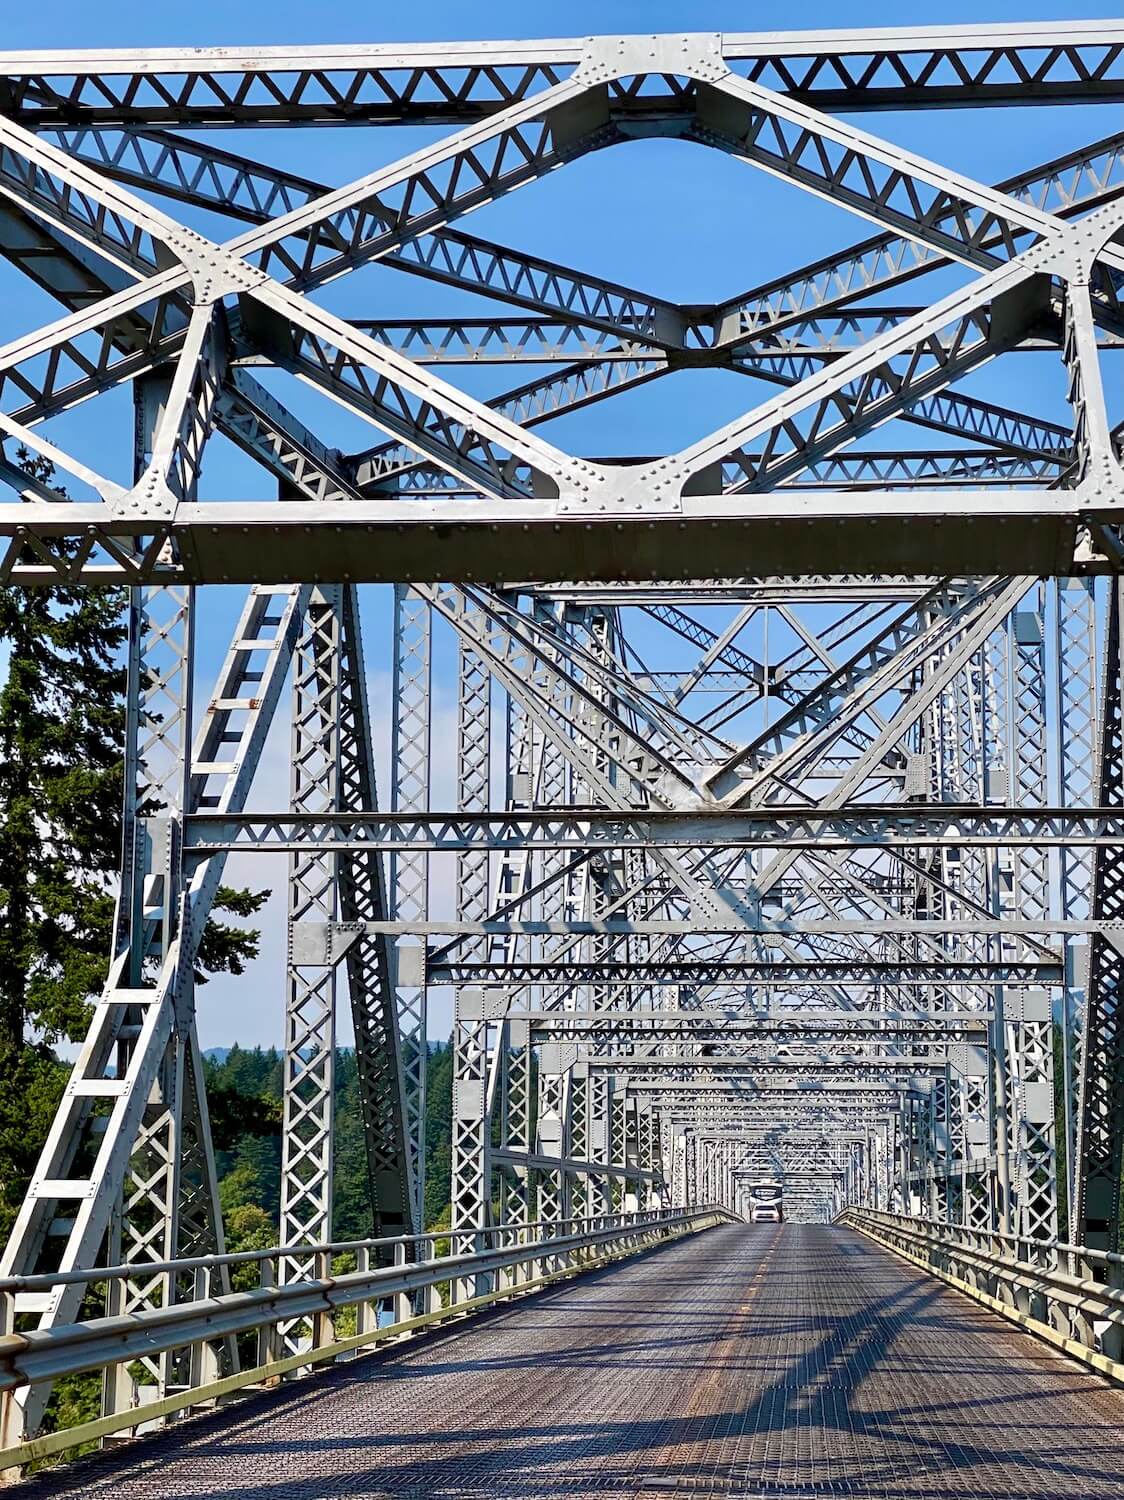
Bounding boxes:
[0,19,1124,1476]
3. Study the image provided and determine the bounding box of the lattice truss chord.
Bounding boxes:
[1,20,1124,1446]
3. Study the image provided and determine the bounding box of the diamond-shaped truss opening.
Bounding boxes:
[454,133,893,303]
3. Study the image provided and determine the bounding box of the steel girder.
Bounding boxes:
[180,804,1124,854]
[1,25,1122,128]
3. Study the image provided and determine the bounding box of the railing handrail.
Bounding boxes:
[838,1209,1124,1311]
[0,1206,699,1295]
[0,1208,733,1395]
[838,1205,1124,1268]
[836,1205,1124,1388]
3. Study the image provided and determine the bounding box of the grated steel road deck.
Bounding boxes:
[20,1225,1124,1499]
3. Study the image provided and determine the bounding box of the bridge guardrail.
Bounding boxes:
[0,1205,733,1476]
[838,1207,1124,1383]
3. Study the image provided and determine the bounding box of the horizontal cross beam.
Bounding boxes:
[425,960,1062,985]
[184,806,1124,852]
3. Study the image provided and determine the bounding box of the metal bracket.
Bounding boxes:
[578,33,727,86]
[290,921,362,968]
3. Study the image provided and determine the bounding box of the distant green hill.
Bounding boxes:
[204,1040,453,1240]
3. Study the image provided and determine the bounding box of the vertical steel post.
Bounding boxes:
[280,586,343,1331]
[390,586,431,1232]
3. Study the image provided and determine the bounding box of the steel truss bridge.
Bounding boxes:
[1,19,1124,1498]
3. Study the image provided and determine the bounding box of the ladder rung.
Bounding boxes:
[13,1292,55,1314]
[31,1179,95,1199]
[68,1079,127,1098]
[103,988,159,1006]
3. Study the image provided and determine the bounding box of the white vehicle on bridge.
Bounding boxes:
[748,1180,784,1224]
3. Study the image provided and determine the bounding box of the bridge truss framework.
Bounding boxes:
[0,19,1123,1449]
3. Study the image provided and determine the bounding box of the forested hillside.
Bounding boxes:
[206,1040,455,1260]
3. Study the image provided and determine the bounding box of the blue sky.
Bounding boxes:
[4,2,1120,1048]
[3,1,1121,49]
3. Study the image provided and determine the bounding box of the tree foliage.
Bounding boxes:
[424,1042,454,1229]
[0,543,126,1054]
[204,1040,455,1238]
[195,886,271,985]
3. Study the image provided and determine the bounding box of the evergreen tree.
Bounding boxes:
[0,455,128,1235]
[329,1051,368,1240]
[0,512,126,1053]
[424,1042,454,1229]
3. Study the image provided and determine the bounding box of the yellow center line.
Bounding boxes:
[680,1226,782,1421]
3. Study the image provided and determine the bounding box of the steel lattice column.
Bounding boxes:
[450,616,494,1241]
[338,588,417,1240]
[390,586,431,1232]
[1053,577,1098,1222]
[280,586,343,1307]
[1006,592,1058,1241]
[499,1015,532,1234]
[450,987,491,1294]
[1075,579,1124,1251]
